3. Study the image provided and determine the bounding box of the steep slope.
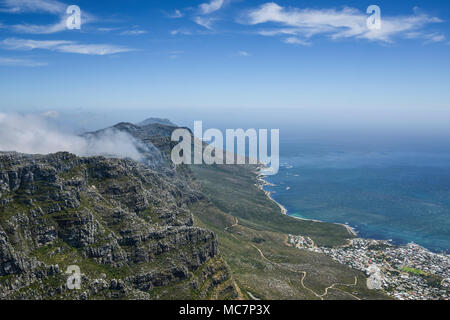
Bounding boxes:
[190,163,389,300]
[82,119,388,299]
[0,118,391,300]
[0,152,238,300]
[83,122,188,165]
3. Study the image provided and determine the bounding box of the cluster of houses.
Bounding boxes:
[290,236,449,300]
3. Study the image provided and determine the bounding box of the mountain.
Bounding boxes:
[136,118,177,127]
[83,122,192,165]
[0,118,389,300]
[0,152,238,299]
[82,123,165,167]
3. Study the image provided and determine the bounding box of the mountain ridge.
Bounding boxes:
[0,118,389,300]
[0,151,238,299]
[136,118,177,127]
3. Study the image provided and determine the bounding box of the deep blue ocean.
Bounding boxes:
[264,138,450,253]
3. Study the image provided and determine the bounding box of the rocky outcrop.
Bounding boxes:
[0,152,235,300]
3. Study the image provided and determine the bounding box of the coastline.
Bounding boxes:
[256,170,358,236]
[256,167,449,253]
[257,168,449,299]
[256,174,287,215]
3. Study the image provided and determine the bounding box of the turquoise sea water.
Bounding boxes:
[264,143,450,253]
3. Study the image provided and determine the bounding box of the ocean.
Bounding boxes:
[263,138,450,253]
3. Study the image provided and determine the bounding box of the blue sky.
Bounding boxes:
[0,0,449,135]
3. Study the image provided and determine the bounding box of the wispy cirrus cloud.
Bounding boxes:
[0,0,65,14]
[193,0,228,30]
[0,56,47,66]
[199,0,225,15]
[120,29,148,36]
[194,16,216,30]
[1,0,95,34]
[245,3,444,45]
[2,38,135,55]
[236,50,251,57]
[167,9,184,19]
[229,50,252,58]
[283,37,311,46]
[9,18,67,34]
[9,15,96,34]
[170,29,192,36]
[169,50,184,59]
[97,27,119,33]
[417,32,446,44]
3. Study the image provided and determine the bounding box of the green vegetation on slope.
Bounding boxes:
[191,164,352,247]
[0,152,238,300]
[401,266,427,276]
[189,163,389,300]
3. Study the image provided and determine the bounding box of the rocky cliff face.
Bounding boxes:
[0,151,237,300]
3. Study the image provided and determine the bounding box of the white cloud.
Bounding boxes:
[0,56,47,66]
[237,51,251,57]
[9,18,67,34]
[9,12,95,34]
[120,29,148,36]
[283,37,311,46]
[423,33,446,43]
[2,38,69,50]
[97,27,119,32]
[246,2,443,44]
[0,112,146,161]
[0,0,65,14]
[199,0,225,15]
[1,0,96,34]
[170,29,192,36]
[257,28,301,37]
[2,38,135,55]
[405,31,446,43]
[56,43,134,55]
[194,16,216,30]
[169,50,184,59]
[168,9,184,19]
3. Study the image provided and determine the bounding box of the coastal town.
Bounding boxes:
[288,235,450,300]
[262,169,450,301]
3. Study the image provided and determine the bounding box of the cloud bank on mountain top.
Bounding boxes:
[0,112,144,161]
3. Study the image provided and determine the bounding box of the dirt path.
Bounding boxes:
[249,243,325,300]
[225,217,239,231]
[318,276,360,300]
[225,219,360,300]
[247,291,261,300]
